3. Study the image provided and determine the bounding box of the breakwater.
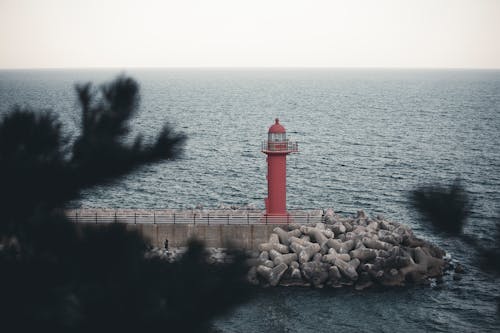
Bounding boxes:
[247,209,450,289]
[65,208,323,250]
[68,208,452,290]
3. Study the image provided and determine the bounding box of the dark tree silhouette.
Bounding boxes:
[410,180,471,235]
[410,180,500,275]
[0,76,253,332]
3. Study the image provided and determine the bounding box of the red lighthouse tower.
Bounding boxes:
[262,118,298,222]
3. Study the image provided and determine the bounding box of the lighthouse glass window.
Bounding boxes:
[269,133,286,142]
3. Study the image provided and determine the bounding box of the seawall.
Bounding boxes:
[126,223,278,251]
[67,208,324,251]
[78,222,284,251]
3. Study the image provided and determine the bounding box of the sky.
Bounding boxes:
[0,0,499,69]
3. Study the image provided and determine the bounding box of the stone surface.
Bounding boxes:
[142,209,455,290]
[248,210,452,289]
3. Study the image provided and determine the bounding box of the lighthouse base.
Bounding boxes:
[260,213,292,224]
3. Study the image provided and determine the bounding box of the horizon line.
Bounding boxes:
[1,66,500,71]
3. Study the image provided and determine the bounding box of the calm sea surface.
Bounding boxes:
[1,69,499,332]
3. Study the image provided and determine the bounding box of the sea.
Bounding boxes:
[1,68,499,332]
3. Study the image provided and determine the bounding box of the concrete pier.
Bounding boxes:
[127,223,278,251]
[66,208,324,251]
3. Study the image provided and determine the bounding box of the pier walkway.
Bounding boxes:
[64,209,325,250]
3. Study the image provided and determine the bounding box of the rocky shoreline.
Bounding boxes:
[146,209,462,290]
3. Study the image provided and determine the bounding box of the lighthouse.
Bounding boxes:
[261,118,298,222]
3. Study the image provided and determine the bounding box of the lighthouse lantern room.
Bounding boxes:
[261,118,298,221]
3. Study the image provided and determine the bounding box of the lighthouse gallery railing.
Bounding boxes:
[261,140,298,153]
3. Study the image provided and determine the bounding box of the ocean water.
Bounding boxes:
[1,68,499,332]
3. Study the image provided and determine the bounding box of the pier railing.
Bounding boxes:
[65,209,323,225]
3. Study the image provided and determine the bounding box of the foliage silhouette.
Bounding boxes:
[410,180,500,275]
[411,181,500,313]
[410,180,470,235]
[0,76,253,332]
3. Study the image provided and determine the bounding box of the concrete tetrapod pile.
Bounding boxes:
[247,209,448,290]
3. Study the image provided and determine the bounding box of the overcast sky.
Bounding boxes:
[0,0,499,69]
